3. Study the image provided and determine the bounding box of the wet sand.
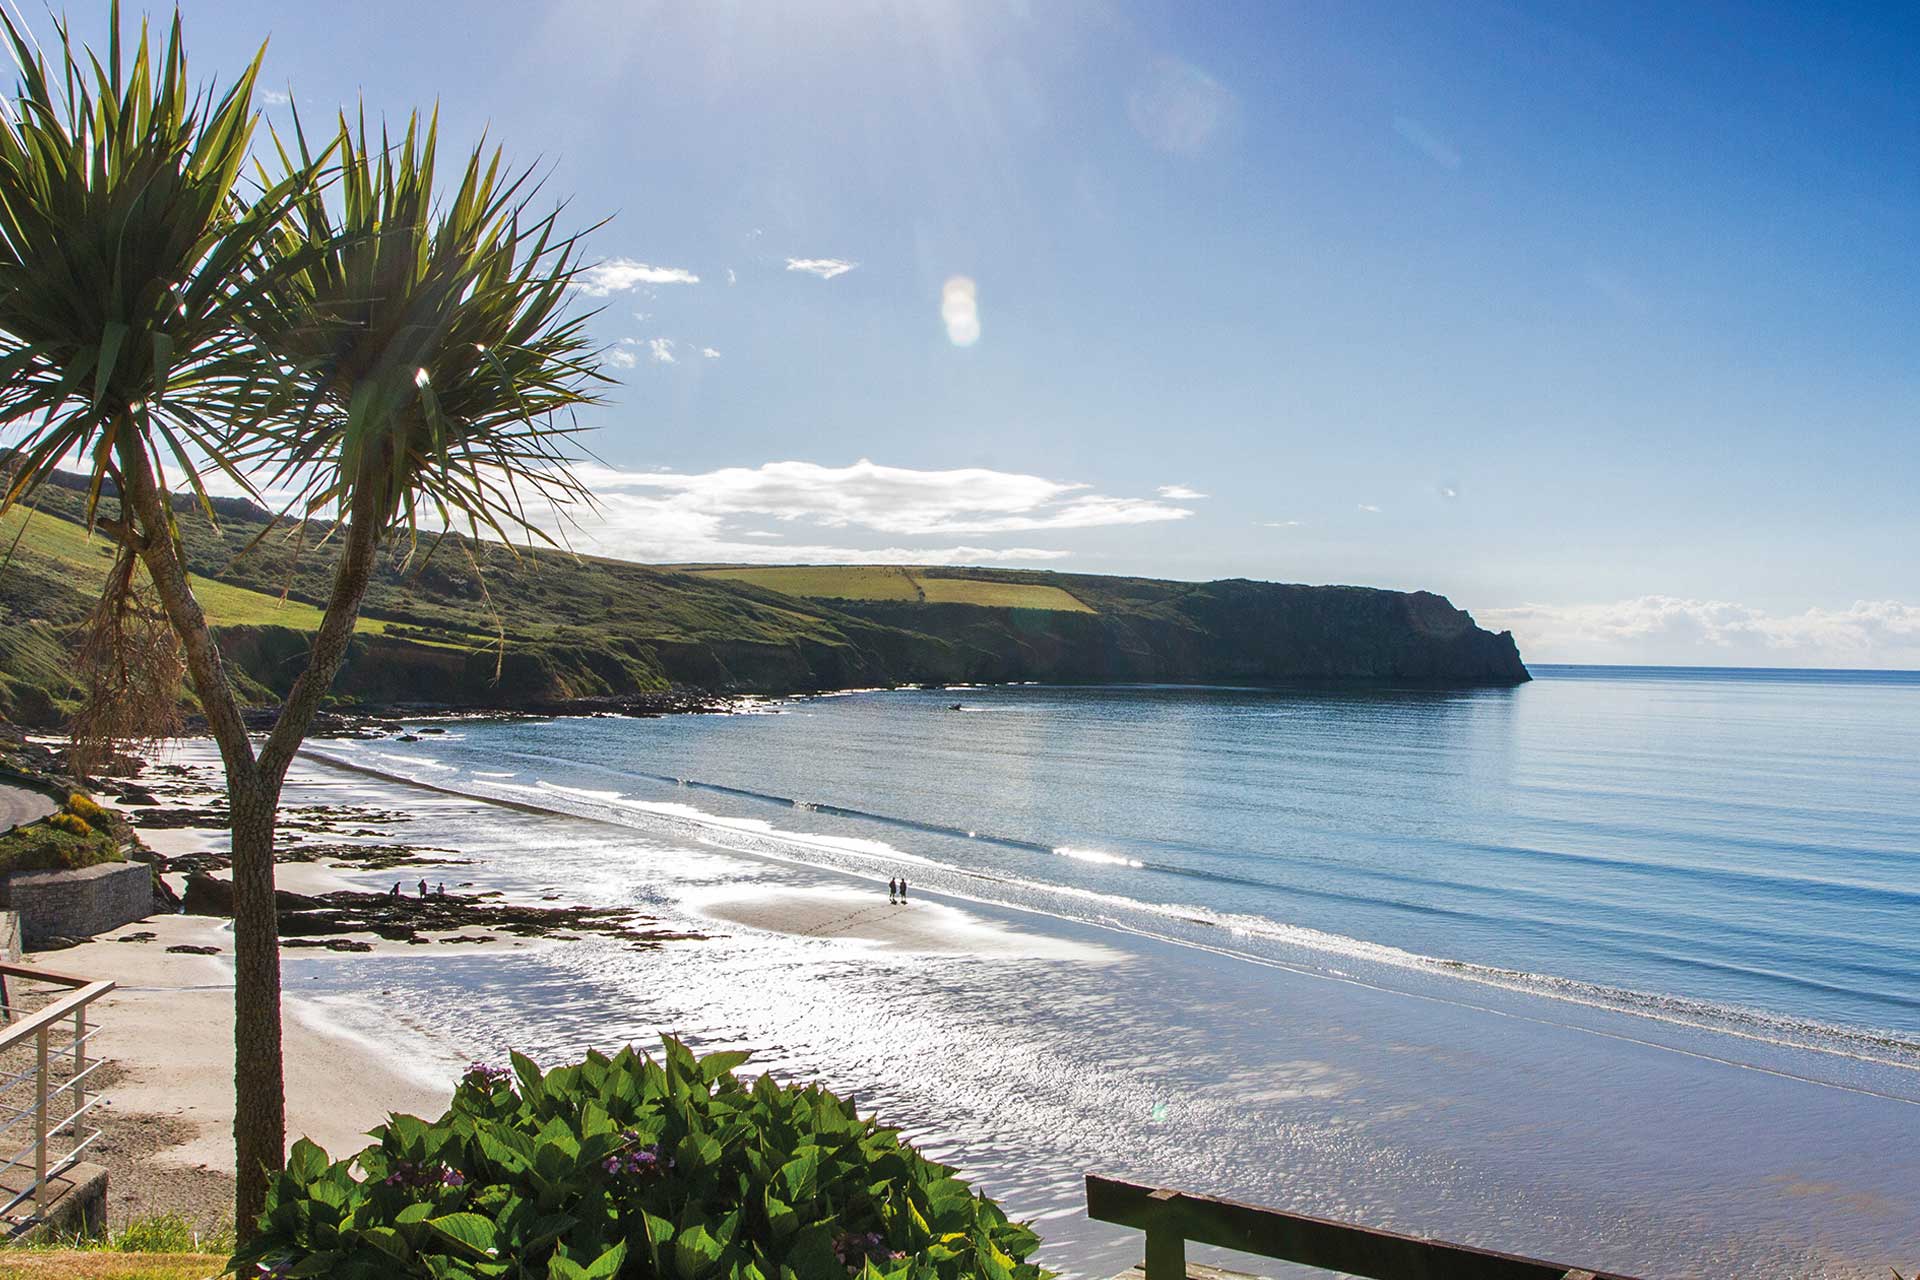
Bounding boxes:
[696,885,1116,961]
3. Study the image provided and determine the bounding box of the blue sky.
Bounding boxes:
[65,3,1920,664]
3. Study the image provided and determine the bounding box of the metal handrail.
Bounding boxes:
[0,962,113,1224]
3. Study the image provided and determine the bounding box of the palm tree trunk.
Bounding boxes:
[109,437,289,1237]
[228,780,285,1234]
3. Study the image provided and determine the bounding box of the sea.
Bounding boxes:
[262,665,1920,1278]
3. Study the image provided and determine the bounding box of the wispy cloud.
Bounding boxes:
[607,348,638,369]
[700,347,721,359]
[1261,520,1302,528]
[520,459,1193,565]
[262,88,291,106]
[1357,503,1381,513]
[585,460,1192,536]
[1482,597,1920,668]
[1158,484,1207,500]
[1392,115,1461,170]
[647,338,677,364]
[786,257,857,280]
[574,259,701,296]
[725,268,737,286]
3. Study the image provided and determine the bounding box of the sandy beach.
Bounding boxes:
[5,761,548,1227]
[696,884,1117,961]
[22,916,452,1175]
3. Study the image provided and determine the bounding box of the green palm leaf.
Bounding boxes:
[235,106,609,554]
[0,1,325,523]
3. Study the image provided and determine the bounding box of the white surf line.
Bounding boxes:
[293,745,1920,1098]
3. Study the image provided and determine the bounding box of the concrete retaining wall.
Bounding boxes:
[1,861,153,945]
[0,910,18,960]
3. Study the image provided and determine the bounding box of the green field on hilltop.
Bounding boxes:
[918,573,1093,611]
[0,505,402,637]
[691,564,1094,613]
[693,564,923,601]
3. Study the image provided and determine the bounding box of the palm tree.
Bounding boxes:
[0,7,603,1232]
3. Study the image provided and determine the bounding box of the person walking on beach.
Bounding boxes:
[899,876,908,903]
[418,878,429,897]
[888,877,898,903]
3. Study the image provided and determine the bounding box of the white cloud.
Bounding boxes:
[647,338,676,364]
[1393,115,1462,170]
[1439,485,1459,500]
[607,348,638,368]
[519,459,1191,565]
[1357,503,1381,513]
[1481,597,1920,668]
[787,257,857,280]
[725,268,737,286]
[1158,484,1207,500]
[1261,520,1302,528]
[262,89,291,106]
[577,459,1190,536]
[701,347,721,360]
[574,259,701,296]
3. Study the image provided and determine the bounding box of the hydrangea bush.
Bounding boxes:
[237,1039,1051,1280]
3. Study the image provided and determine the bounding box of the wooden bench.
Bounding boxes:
[1087,1175,1644,1280]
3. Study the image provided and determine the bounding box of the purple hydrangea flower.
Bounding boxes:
[382,1159,466,1191]
[832,1230,900,1270]
[603,1136,672,1178]
[463,1061,513,1089]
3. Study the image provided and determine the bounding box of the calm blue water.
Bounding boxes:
[277,664,1920,1276]
[344,664,1920,1050]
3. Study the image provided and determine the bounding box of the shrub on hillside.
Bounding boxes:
[238,1039,1051,1280]
[45,810,93,837]
[64,791,112,826]
[0,816,121,874]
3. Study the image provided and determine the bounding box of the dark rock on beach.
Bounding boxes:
[264,888,707,949]
[180,872,326,917]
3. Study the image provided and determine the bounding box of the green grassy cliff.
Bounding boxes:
[0,472,1526,725]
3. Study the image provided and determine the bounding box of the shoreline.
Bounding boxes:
[12,726,1920,1276]
[271,724,1920,1279]
[296,730,1920,1075]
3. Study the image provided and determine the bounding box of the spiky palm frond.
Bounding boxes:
[0,2,323,521]
[238,107,607,551]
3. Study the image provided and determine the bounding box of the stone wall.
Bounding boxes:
[1,861,153,945]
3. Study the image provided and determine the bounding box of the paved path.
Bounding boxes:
[0,781,56,833]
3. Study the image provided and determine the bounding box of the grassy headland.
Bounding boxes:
[0,469,1528,726]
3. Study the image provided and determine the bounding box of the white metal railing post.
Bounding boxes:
[33,1024,48,1217]
[0,964,115,1220]
[70,1005,86,1135]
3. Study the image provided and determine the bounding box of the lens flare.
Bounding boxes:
[941,276,980,347]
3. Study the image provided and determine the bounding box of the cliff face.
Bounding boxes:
[826,581,1528,689]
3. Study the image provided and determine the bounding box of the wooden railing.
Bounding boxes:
[0,962,113,1222]
[1086,1176,1644,1280]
